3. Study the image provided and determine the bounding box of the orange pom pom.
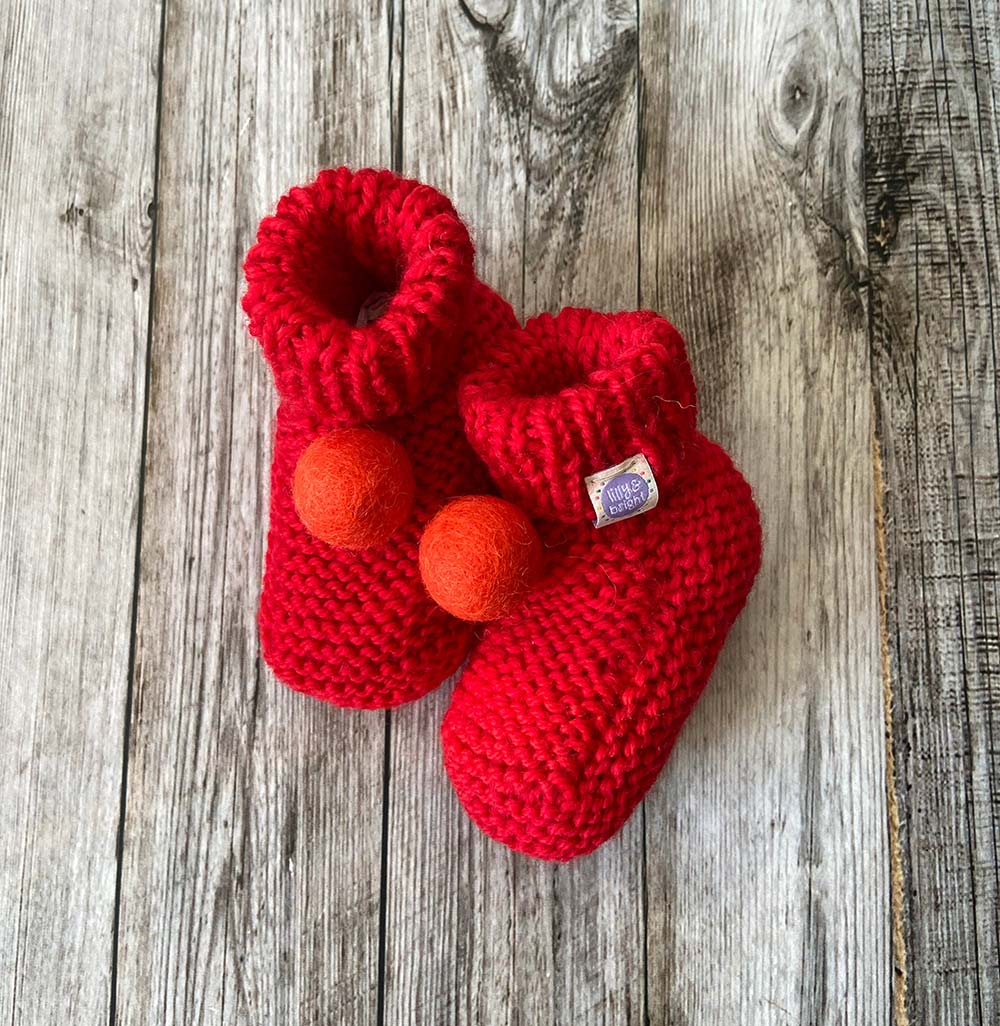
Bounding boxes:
[419,496,543,621]
[292,429,415,550]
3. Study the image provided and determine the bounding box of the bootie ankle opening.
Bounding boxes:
[293,231,398,329]
[460,308,699,522]
[244,167,475,424]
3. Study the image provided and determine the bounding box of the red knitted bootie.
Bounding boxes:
[440,309,762,859]
[243,167,515,708]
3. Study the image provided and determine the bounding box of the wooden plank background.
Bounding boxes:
[0,0,996,1024]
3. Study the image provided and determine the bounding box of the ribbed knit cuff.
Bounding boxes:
[460,309,698,523]
[243,167,475,424]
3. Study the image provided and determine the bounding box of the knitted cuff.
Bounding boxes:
[460,309,698,523]
[243,167,475,424]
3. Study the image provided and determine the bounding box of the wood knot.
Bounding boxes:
[777,47,823,144]
[762,27,828,162]
[870,194,899,260]
[60,203,87,226]
[781,64,816,133]
[459,0,510,32]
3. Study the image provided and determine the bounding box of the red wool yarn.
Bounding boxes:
[243,167,517,708]
[442,308,762,860]
[293,429,415,550]
[419,496,543,621]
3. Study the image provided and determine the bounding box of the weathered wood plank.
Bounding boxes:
[0,1,159,1022]
[14,0,999,1022]
[383,3,646,1024]
[114,4,394,1023]
[639,2,891,1023]
[864,0,1000,1021]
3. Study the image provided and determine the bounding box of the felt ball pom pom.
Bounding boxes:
[419,496,543,621]
[292,429,415,550]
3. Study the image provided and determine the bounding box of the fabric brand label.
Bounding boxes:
[584,453,659,528]
[356,291,393,326]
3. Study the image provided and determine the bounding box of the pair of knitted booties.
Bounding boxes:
[243,167,762,862]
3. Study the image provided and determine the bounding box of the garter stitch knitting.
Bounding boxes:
[442,308,762,859]
[244,167,516,708]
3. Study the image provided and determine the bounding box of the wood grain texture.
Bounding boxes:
[4,0,1000,1022]
[114,3,393,1024]
[864,0,1000,1022]
[639,1,891,1023]
[0,1,158,1023]
[383,3,646,1024]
